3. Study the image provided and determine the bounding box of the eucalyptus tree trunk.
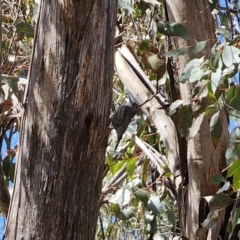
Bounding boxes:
[5,1,117,239]
[165,0,228,239]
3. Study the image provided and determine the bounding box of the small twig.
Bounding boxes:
[130,133,168,169]
[139,93,158,107]
[101,162,128,195]
[219,6,240,14]
[147,175,162,190]
[225,0,234,38]
[99,213,105,240]
[106,218,117,240]
[130,13,140,39]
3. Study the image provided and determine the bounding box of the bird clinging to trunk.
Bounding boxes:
[111,93,137,150]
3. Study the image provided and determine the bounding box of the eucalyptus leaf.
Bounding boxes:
[216,27,232,38]
[202,210,219,228]
[192,40,207,54]
[222,45,240,68]
[166,47,188,58]
[118,0,135,11]
[169,100,183,116]
[180,58,204,83]
[226,86,236,104]
[168,22,189,40]
[227,160,240,178]
[116,206,135,220]
[16,22,34,38]
[108,188,132,207]
[233,169,240,190]
[189,67,204,83]
[188,113,205,140]
[205,104,217,117]
[126,158,137,177]
[134,188,149,206]
[106,152,114,174]
[147,195,162,215]
[211,67,222,94]
[113,161,126,175]
[228,35,240,46]
[212,174,227,185]
[157,22,189,40]
[209,193,230,208]
[111,203,120,215]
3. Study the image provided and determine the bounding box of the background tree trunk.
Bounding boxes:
[165,0,229,239]
[5,1,117,239]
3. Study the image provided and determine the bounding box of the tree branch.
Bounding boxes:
[115,46,181,178]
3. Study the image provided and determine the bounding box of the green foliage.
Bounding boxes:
[126,158,138,177]
[202,209,221,229]
[100,0,240,238]
[216,27,232,38]
[134,188,149,207]
[209,193,231,208]
[169,99,183,116]
[179,58,204,83]
[116,206,136,220]
[222,45,240,67]
[212,174,227,185]
[15,21,34,39]
[192,40,208,54]
[118,0,135,11]
[166,47,188,58]
[157,22,189,40]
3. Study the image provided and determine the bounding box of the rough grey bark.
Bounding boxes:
[165,0,229,239]
[5,1,117,239]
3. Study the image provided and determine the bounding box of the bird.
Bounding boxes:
[111,93,137,150]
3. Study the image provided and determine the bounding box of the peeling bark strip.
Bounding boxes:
[5,1,117,240]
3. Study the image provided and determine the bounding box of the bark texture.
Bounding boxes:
[5,1,117,239]
[0,0,10,217]
[166,0,229,239]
